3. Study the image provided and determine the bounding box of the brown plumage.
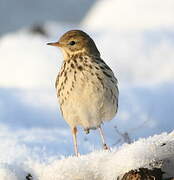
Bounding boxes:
[47,30,119,156]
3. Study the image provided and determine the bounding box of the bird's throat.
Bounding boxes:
[62,49,87,61]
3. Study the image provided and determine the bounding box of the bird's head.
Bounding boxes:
[47,30,100,59]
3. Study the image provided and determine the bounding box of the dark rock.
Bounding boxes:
[121,168,164,180]
[29,24,47,36]
[26,173,33,180]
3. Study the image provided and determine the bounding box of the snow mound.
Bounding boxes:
[0,131,173,180]
[0,22,75,89]
[83,0,174,30]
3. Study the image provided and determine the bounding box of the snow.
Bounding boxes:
[0,1,174,179]
[88,30,174,86]
[82,0,174,30]
[0,130,173,179]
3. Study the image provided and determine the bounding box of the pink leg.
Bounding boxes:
[72,127,79,156]
[99,126,110,150]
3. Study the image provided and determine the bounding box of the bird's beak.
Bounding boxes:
[47,41,61,47]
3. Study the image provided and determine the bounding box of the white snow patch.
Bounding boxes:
[0,31,58,89]
[82,0,174,30]
[0,131,173,180]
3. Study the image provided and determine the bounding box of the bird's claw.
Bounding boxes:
[103,144,110,151]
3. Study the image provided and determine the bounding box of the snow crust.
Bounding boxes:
[0,130,173,179]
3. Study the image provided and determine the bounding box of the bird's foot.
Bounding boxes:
[103,144,110,151]
[84,128,90,134]
[75,152,81,157]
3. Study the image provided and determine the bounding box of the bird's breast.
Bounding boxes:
[56,56,118,127]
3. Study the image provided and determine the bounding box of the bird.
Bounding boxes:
[47,30,119,156]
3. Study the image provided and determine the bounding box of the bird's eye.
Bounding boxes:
[69,41,76,46]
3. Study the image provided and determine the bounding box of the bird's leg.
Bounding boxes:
[98,126,110,150]
[72,127,79,156]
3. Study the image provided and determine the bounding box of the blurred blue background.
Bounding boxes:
[0,0,95,35]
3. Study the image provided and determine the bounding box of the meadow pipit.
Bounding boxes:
[47,30,119,156]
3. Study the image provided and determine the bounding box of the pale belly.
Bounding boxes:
[59,78,118,129]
